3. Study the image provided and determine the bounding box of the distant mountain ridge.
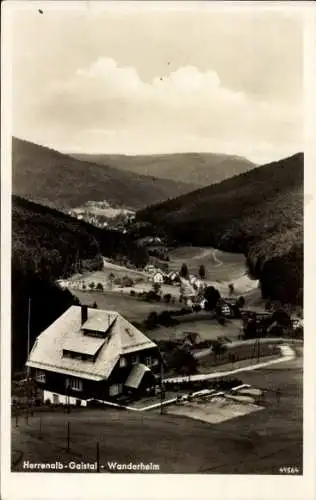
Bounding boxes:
[71,152,257,187]
[12,138,198,211]
[137,153,303,304]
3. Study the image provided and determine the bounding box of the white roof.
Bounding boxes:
[83,313,117,333]
[63,336,106,356]
[27,306,157,381]
[125,363,151,389]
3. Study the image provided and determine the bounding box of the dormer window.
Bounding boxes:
[62,349,96,362]
[82,329,105,338]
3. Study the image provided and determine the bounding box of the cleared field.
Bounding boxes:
[166,247,258,294]
[72,290,175,323]
[147,317,242,343]
[167,397,263,424]
[11,356,302,474]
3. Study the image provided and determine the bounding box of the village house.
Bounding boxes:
[168,271,179,284]
[152,270,165,285]
[26,305,161,406]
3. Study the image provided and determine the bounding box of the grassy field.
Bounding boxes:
[146,317,242,343]
[72,289,176,323]
[11,354,302,474]
[167,247,247,282]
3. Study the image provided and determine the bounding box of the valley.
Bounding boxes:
[11,141,303,478]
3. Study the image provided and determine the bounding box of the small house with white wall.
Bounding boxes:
[26,305,160,406]
[152,271,164,285]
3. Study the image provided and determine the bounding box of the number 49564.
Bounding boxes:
[279,466,300,474]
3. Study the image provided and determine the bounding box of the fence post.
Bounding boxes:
[96,441,100,472]
[66,422,70,451]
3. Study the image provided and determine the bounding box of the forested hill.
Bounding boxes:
[12,137,197,211]
[12,194,144,279]
[12,195,148,375]
[137,153,303,304]
[73,152,256,188]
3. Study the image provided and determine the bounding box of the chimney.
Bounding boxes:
[81,305,88,325]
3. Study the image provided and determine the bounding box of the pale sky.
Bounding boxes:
[11,3,303,164]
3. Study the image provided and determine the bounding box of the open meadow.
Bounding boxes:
[12,351,302,474]
[167,246,248,283]
[72,289,176,323]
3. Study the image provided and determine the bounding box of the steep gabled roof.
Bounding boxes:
[26,306,157,381]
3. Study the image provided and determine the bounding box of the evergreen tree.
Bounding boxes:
[198,264,206,280]
[179,263,189,279]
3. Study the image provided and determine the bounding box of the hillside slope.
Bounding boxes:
[73,152,256,187]
[12,138,197,211]
[138,153,303,304]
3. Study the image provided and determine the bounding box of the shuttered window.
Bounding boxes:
[66,378,83,392]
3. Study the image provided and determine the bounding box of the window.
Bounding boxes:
[119,356,127,368]
[63,350,95,362]
[35,370,46,383]
[109,383,123,396]
[83,329,105,338]
[65,378,83,392]
[53,394,59,404]
[144,356,152,367]
[131,354,139,365]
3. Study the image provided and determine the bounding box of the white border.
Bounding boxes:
[1,2,316,500]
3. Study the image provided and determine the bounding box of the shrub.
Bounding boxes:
[272,308,291,327]
[145,311,158,329]
[121,276,134,287]
[163,293,172,303]
[130,290,136,296]
[158,311,178,327]
[193,304,202,313]
[96,282,104,292]
[236,296,245,308]
[204,286,221,311]
[88,282,95,290]
[265,300,272,310]
[216,315,226,326]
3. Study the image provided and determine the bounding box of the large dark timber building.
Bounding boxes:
[26,305,160,405]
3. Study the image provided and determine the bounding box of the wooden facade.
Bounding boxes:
[31,346,161,403]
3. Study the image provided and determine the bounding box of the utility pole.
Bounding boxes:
[26,298,31,378]
[160,354,164,415]
[96,441,100,472]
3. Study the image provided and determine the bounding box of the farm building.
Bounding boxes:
[26,305,161,406]
[152,271,165,285]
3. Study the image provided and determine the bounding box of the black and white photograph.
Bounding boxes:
[1,1,315,499]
